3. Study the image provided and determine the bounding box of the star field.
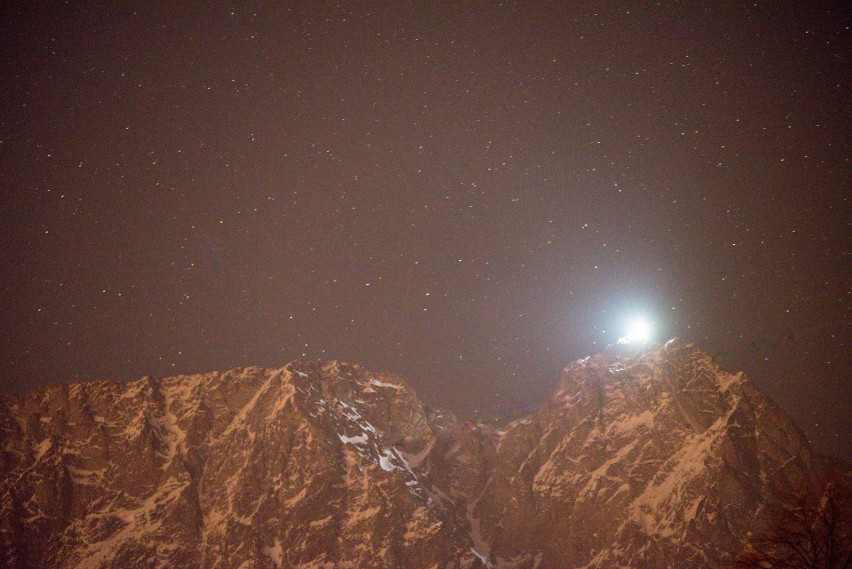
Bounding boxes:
[0,3,849,459]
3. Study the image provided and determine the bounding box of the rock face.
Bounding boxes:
[0,362,481,569]
[472,338,821,568]
[0,340,831,568]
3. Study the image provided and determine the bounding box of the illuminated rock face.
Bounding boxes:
[471,338,821,567]
[0,363,482,569]
[0,341,828,568]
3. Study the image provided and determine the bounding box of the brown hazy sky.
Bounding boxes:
[1,2,849,459]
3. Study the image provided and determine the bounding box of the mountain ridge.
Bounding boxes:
[0,339,839,568]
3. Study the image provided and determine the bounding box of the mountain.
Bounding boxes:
[0,339,834,568]
[470,338,823,567]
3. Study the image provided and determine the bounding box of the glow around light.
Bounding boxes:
[618,318,652,345]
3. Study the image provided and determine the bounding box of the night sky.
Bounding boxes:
[1,3,849,460]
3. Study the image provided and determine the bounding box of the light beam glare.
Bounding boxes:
[618,318,652,345]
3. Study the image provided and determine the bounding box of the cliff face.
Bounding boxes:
[0,340,828,568]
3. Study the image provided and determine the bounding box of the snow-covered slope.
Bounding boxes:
[0,340,830,568]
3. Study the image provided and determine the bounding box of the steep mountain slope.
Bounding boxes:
[0,361,484,569]
[0,339,833,568]
[469,338,821,568]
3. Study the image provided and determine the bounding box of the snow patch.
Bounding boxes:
[262,538,283,568]
[718,371,743,392]
[338,433,368,446]
[606,410,654,437]
[34,438,52,461]
[471,547,493,568]
[158,387,187,471]
[369,377,399,390]
[378,449,397,472]
[67,465,106,486]
[309,515,332,528]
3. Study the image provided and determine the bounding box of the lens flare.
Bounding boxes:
[618,318,652,345]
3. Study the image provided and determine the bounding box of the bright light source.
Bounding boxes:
[618,318,652,345]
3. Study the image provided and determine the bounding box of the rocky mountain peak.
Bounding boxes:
[472,340,823,567]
